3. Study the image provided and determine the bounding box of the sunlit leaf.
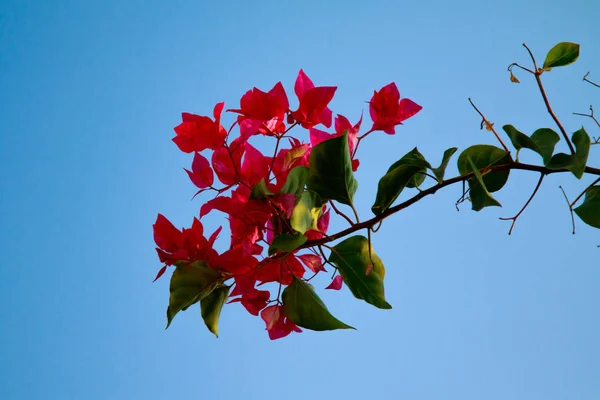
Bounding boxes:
[282,276,355,331]
[328,235,392,309]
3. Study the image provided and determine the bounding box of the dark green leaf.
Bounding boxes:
[398,148,431,189]
[200,284,231,338]
[430,147,458,183]
[279,166,309,196]
[250,178,272,200]
[542,42,580,70]
[371,147,431,215]
[572,127,591,179]
[530,128,560,165]
[166,261,222,329]
[328,235,392,309]
[307,132,358,206]
[268,233,307,256]
[291,191,324,234]
[457,145,510,192]
[502,125,540,160]
[282,276,355,331]
[547,128,590,179]
[574,185,600,229]
[466,157,501,211]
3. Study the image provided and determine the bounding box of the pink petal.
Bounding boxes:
[294,69,315,99]
[326,275,343,290]
[152,265,167,282]
[397,98,422,122]
[200,196,232,218]
[309,128,333,147]
[297,254,326,273]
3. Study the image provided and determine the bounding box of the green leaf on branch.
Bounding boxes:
[280,166,309,196]
[307,132,358,206]
[250,178,273,200]
[466,157,502,211]
[542,42,580,70]
[502,125,541,160]
[402,148,431,189]
[430,147,458,183]
[574,185,600,229]
[166,261,222,329]
[200,284,231,338]
[457,144,510,193]
[268,233,307,256]
[371,147,431,215]
[328,235,392,309]
[530,128,560,165]
[547,127,590,179]
[291,191,324,234]
[282,276,355,331]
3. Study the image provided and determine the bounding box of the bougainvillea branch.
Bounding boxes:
[154,41,599,340]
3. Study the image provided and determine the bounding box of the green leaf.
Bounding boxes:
[279,166,309,196]
[457,145,510,192]
[307,132,358,206]
[530,128,560,165]
[547,128,590,179]
[399,148,431,189]
[328,235,392,309]
[466,157,502,211]
[200,284,231,338]
[574,185,600,229]
[502,125,540,160]
[291,191,324,234]
[430,147,458,183]
[250,178,273,200]
[166,261,222,329]
[268,233,307,256]
[572,127,591,179]
[282,276,355,331]
[542,42,580,70]
[371,147,431,215]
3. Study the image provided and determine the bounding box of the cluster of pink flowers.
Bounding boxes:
[154,70,421,339]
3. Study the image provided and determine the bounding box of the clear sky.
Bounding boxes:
[1,0,599,399]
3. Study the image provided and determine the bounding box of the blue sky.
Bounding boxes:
[1,0,599,399]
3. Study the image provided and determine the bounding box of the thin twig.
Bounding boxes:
[468,98,512,156]
[558,186,576,235]
[508,62,535,75]
[573,105,600,130]
[329,201,354,226]
[583,72,600,89]
[522,43,576,155]
[499,173,545,235]
[570,176,600,208]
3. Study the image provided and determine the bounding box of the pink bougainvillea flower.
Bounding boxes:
[240,142,269,186]
[153,214,219,267]
[229,287,270,316]
[269,138,311,191]
[260,305,302,340]
[200,186,273,256]
[325,275,343,290]
[369,83,422,134]
[228,82,289,136]
[185,152,214,189]
[291,70,337,129]
[172,102,227,153]
[297,254,326,273]
[255,256,305,285]
[211,137,245,185]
